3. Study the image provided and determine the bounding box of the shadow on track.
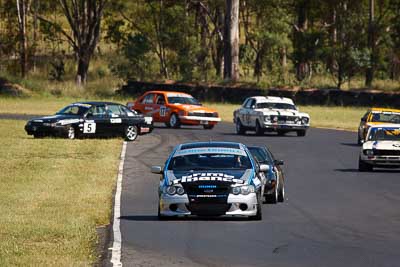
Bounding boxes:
[340,143,360,147]
[335,168,400,173]
[119,215,251,222]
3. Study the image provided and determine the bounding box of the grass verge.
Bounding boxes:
[0,120,121,265]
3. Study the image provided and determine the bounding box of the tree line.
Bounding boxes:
[1,0,400,89]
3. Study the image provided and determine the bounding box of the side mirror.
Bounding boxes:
[274,160,284,166]
[151,165,164,174]
[259,164,270,172]
[251,105,256,109]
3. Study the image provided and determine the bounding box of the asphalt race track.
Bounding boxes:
[117,123,400,267]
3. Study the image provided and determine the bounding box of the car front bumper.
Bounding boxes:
[25,124,68,136]
[179,115,221,125]
[262,122,309,130]
[159,193,258,217]
[361,155,400,166]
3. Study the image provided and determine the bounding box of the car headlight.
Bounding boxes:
[301,117,309,124]
[231,185,255,195]
[240,185,255,195]
[232,187,241,195]
[271,116,278,122]
[165,186,177,195]
[176,187,185,195]
[264,116,270,122]
[364,149,374,156]
[188,112,195,116]
[213,112,219,117]
[294,117,300,123]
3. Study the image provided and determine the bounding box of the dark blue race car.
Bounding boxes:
[248,146,285,204]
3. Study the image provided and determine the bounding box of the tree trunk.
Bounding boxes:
[224,0,240,82]
[16,0,29,78]
[366,0,375,88]
[76,56,89,86]
[294,0,308,81]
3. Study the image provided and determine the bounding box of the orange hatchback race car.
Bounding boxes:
[127,91,221,129]
[358,107,400,144]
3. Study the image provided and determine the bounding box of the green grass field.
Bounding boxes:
[0,120,121,266]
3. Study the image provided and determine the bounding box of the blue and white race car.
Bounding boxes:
[151,142,268,220]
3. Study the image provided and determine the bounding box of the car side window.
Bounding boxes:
[142,94,155,104]
[88,105,106,118]
[361,112,369,122]
[107,105,123,116]
[244,99,255,109]
[155,94,166,105]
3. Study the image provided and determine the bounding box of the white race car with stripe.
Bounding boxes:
[151,142,268,220]
[359,125,400,171]
[233,96,310,136]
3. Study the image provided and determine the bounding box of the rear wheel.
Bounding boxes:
[235,119,245,135]
[33,133,45,138]
[297,130,306,137]
[67,126,76,139]
[255,120,264,136]
[358,158,373,172]
[203,124,214,130]
[169,113,181,129]
[125,125,138,141]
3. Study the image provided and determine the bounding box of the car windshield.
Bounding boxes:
[248,147,273,164]
[167,96,200,105]
[56,104,90,116]
[168,153,252,171]
[256,102,296,110]
[370,113,400,123]
[367,128,400,141]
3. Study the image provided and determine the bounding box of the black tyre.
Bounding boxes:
[203,124,214,130]
[265,187,278,204]
[278,183,285,202]
[125,125,138,141]
[250,193,262,220]
[297,130,306,137]
[358,158,373,172]
[357,135,362,145]
[235,119,246,135]
[66,126,76,139]
[255,120,264,136]
[277,130,286,136]
[157,205,167,220]
[169,113,181,129]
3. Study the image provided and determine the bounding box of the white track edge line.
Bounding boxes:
[110,141,127,266]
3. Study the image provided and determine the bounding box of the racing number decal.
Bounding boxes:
[160,106,167,117]
[83,122,96,133]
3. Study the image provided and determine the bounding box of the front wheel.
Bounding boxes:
[358,158,373,172]
[169,113,181,129]
[265,187,278,204]
[255,121,264,136]
[125,125,138,141]
[278,184,285,202]
[297,130,306,137]
[249,193,262,221]
[235,119,245,135]
[203,124,214,130]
